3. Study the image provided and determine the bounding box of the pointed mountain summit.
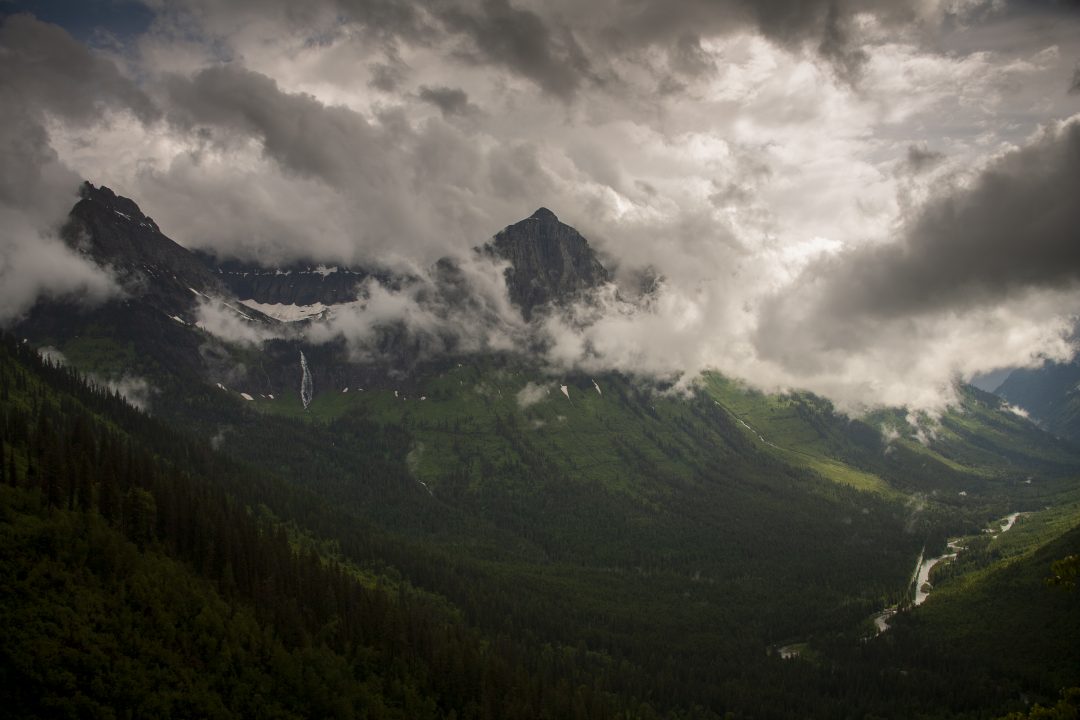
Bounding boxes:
[482,208,610,320]
[66,182,224,298]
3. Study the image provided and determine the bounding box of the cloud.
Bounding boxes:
[102,375,155,411]
[795,117,1080,322]
[418,85,474,116]
[1003,403,1029,419]
[0,14,157,324]
[144,63,564,266]
[307,251,528,360]
[905,143,945,173]
[1071,61,1080,94]
[194,296,284,346]
[881,424,900,453]
[746,117,1080,410]
[818,2,870,84]
[435,0,593,100]
[0,210,119,323]
[516,380,551,408]
[0,14,158,126]
[151,0,951,102]
[20,5,1080,416]
[52,339,157,409]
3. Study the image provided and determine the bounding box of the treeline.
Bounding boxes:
[0,335,676,719]
[3,333,1077,719]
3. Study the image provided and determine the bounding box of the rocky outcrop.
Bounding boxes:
[482,208,609,320]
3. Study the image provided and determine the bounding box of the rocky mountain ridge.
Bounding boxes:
[64,185,614,325]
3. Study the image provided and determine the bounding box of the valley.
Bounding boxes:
[2,185,1078,719]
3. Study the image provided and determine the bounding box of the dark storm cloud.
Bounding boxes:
[597,0,918,81]
[755,118,1080,369]
[848,120,1080,317]
[819,3,870,84]
[668,34,715,77]
[175,0,430,42]
[418,85,473,116]
[1070,61,1080,94]
[164,65,383,187]
[0,13,158,124]
[369,59,408,91]
[905,144,945,173]
[435,0,592,100]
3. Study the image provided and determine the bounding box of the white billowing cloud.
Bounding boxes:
[530,271,1075,414]
[102,375,155,411]
[1003,403,1029,419]
[516,381,552,409]
[195,297,284,346]
[307,252,528,360]
[0,208,119,323]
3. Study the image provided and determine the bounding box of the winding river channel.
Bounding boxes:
[872,512,1022,633]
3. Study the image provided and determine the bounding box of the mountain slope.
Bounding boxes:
[997,360,1080,443]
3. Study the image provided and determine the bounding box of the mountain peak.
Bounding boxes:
[78,181,152,227]
[530,207,558,222]
[65,180,225,301]
[483,209,609,320]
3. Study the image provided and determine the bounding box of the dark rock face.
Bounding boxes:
[195,255,373,307]
[65,183,226,305]
[482,208,609,320]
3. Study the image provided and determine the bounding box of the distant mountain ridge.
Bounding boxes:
[67,184,611,322]
[16,183,622,398]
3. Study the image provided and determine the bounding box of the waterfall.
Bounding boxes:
[300,351,313,410]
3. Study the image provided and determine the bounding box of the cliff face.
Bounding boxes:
[482,208,609,320]
[65,183,226,303]
[197,257,373,307]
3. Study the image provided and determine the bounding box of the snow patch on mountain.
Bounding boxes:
[238,298,330,322]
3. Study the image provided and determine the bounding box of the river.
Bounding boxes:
[874,512,1022,631]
